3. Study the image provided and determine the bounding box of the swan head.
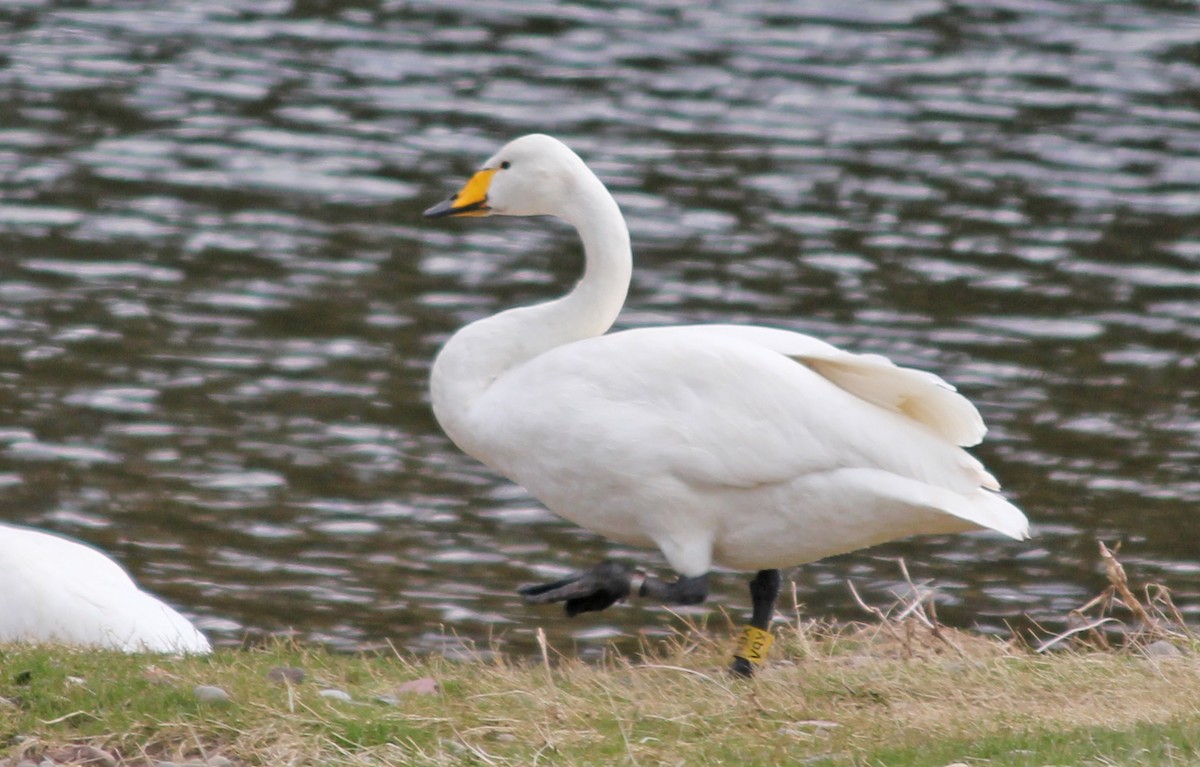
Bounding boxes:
[424,134,592,220]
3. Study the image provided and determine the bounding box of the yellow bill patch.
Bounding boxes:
[448,167,497,217]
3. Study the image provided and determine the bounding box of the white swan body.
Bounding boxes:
[426,134,1028,581]
[0,523,211,654]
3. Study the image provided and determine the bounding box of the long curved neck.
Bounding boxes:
[430,173,631,450]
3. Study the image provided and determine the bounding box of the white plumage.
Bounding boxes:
[426,134,1028,585]
[0,523,211,654]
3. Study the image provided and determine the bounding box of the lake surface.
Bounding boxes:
[1,0,1198,658]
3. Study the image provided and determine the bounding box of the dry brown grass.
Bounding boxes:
[2,546,1199,767]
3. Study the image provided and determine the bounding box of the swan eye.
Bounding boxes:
[500,161,511,170]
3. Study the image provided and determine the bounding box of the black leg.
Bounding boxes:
[748,568,782,628]
[730,568,782,678]
[519,561,710,616]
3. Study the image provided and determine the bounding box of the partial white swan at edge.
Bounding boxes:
[0,523,212,654]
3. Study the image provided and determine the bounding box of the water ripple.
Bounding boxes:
[0,0,1197,657]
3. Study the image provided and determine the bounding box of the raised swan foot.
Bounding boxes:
[518,560,635,617]
[518,560,709,617]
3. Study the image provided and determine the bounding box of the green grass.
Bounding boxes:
[3,621,1200,767]
[873,721,1200,767]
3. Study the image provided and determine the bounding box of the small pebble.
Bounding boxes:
[206,757,234,767]
[15,760,38,767]
[1145,640,1184,658]
[374,694,400,706]
[266,666,305,685]
[319,688,352,702]
[46,745,115,767]
[142,667,178,685]
[396,677,438,696]
[193,685,231,704]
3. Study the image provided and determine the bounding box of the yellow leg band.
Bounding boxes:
[733,625,773,665]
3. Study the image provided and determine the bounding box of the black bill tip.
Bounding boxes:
[423,196,489,219]
[423,197,459,219]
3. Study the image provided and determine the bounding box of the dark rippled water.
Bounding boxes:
[1,0,1198,657]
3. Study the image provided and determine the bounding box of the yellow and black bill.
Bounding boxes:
[423,168,497,219]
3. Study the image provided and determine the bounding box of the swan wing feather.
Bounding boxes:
[695,325,987,447]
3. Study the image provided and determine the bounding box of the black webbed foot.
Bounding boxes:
[518,560,633,617]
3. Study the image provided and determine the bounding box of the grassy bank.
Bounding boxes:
[2,617,1199,767]
[2,547,1196,766]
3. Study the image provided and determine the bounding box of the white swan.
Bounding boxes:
[0,523,212,654]
[424,134,1029,675]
